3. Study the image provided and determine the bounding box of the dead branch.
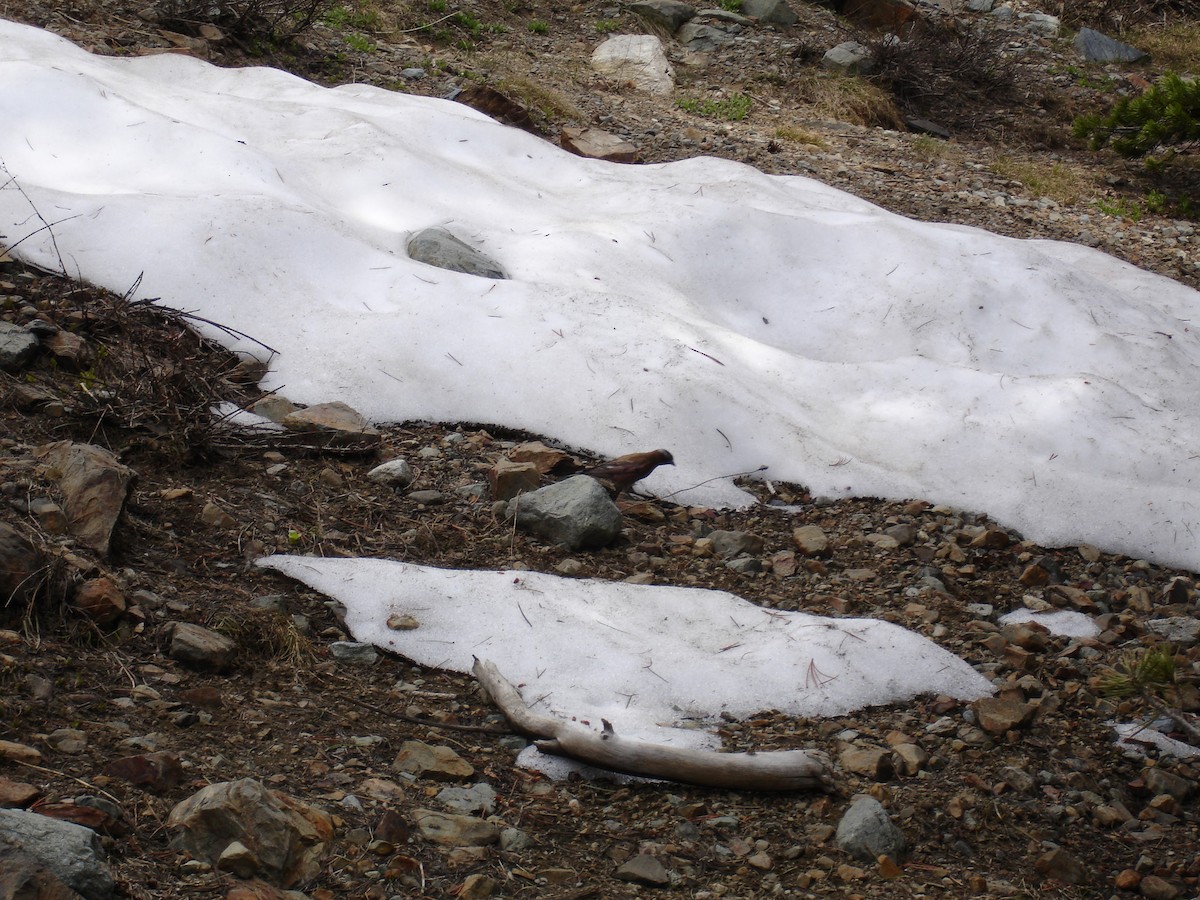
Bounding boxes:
[473,658,835,792]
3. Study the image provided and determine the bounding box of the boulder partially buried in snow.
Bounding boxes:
[406,227,507,279]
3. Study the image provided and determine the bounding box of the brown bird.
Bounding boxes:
[581,449,675,494]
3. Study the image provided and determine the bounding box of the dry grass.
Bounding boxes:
[494,74,585,123]
[910,133,960,162]
[214,608,317,669]
[792,72,904,129]
[1127,23,1200,73]
[773,125,828,148]
[988,154,1097,206]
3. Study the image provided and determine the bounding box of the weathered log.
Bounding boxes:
[472,658,835,792]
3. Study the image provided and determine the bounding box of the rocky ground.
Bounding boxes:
[2,0,1200,898]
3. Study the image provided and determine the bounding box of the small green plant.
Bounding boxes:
[1075,72,1200,163]
[345,32,375,52]
[594,18,619,33]
[677,93,752,121]
[1096,196,1146,222]
[1098,646,1176,699]
[527,19,548,34]
[453,11,482,35]
[720,0,743,9]
[428,0,446,10]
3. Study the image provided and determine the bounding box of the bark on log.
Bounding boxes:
[473,657,835,792]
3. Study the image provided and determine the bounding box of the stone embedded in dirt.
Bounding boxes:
[217,840,260,878]
[407,489,445,505]
[37,441,135,557]
[708,529,764,559]
[200,500,237,529]
[367,458,414,489]
[0,522,43,618]
[792,525,830,557]
[102,751,183,794]
[1145,616,1200,646]
[835,796,906,864]
[456,873,497,899]
[42,329,93,369]
[0,740,42,765]
[741,0,799,25]
[822,40,874,75]
[999,765,1035,794]
[166,622,237,672]
[411,808,499,847]
[1144,767,1193,802]
[591,35,674,95]
[72,577,126,626]
[488,459,540,501]
[508,476,623,551]
[1034,845,1087,884]
[392,741,475,781]
[166,778,332,889]
[560,126,640,163]
[406,227,507,280]
[975,692,1033,734]
[498,827,531,851]
[436,784,497,816]
[329,641,377,665]
[616,853,671,886]
[0,776,40,809]
[0,808,116,899]
[249,395,296,423]
[770,550,797,577]
[678,21,734,51]
[46,728,88,754]
[838,747,894,781]
[0,321,39,371]
[507,441,573,474]
[891,743,928,776]
[629,0,697,32]
[281,402,380,447]
[225,878,299,900]
[28,497,67,534]
[1139,874,1181,900]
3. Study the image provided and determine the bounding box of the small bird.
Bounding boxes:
[581,449,674,495]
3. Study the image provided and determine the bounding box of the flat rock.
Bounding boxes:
[167,622,237,672]
[975,693,1033,734]
[0,808,116,899]
[629,0,697,32]
[708,529,764,559]
[329,641,378,665]
[740,0,799,25]
[792,524,830,556]
[392,740,474,780]
[560,126,639,163]
[1145,616,1200,646]
[591,35,674,95]
[839,747,894,780]
[102,751,183,794]
[0,776,41,808]
[411,809,499,847]
[507,441,573,474]
[616,853,671,885]
[406,227,506,279]
[436,783,497,816]
[281,402,380,447]
[1073,27,1148,63]
[38,442,135,557]
[0,321,38,372]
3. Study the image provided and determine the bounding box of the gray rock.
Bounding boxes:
[616,853,671,885]
[411,808,499,846]
[167,622,237,672]
[709,529,765,559]
[436,783,497,815]
[1145,616,1200,646]
[697,8,752,25]
[406,227,506,279]
[591,35,675,95]
[836,796,906,863]
[0,321,39,372]
[822,41,874,75]
[508,475,623,551]
[0,808,116,899]
[629,0,697,32]
[1073,27,1147,62]
[678,22,734,51]
[1019,11,1059,36]
[400,67,426,79]
[0,849,81,899]
[407,489,445,505]
[329,641,378,665]
[726,557,763,574]
[498,826,532,850]
[966,0,993,10]
[740,0,798,25]
[1145,767,1193,801]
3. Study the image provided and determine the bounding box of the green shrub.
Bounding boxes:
[1075,73,1200,161]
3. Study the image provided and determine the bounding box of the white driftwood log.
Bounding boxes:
[472,658,835,792]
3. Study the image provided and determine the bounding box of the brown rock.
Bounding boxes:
[615,853,670,885]
[488,459,540,501]
[507,441,573,474]
[974,693,1033,734]
[167,778,332,889]
[392,741,474,781]
[1018,563,1050,586]
[37,442,136,557]
[560,126,640,163]
[1034,846,1087,885]
[226,880,296,900]
[771,550,797,577]
[281,402,380,447]
[72,577,126,625]
[0,523,43,619]
[793,525,830,557]
[1115,868,1141,890]
[0,777,41,809]
[838,747,894,781]
[42,330,93,368]
[167,622,237,672]
[0,741,42,765]
[410,808,498,847]
[103,751,183,793]
[968,527,1010,549]
[456,874,497,898]
[1138,874,1179,900]
[200,501,237,529]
